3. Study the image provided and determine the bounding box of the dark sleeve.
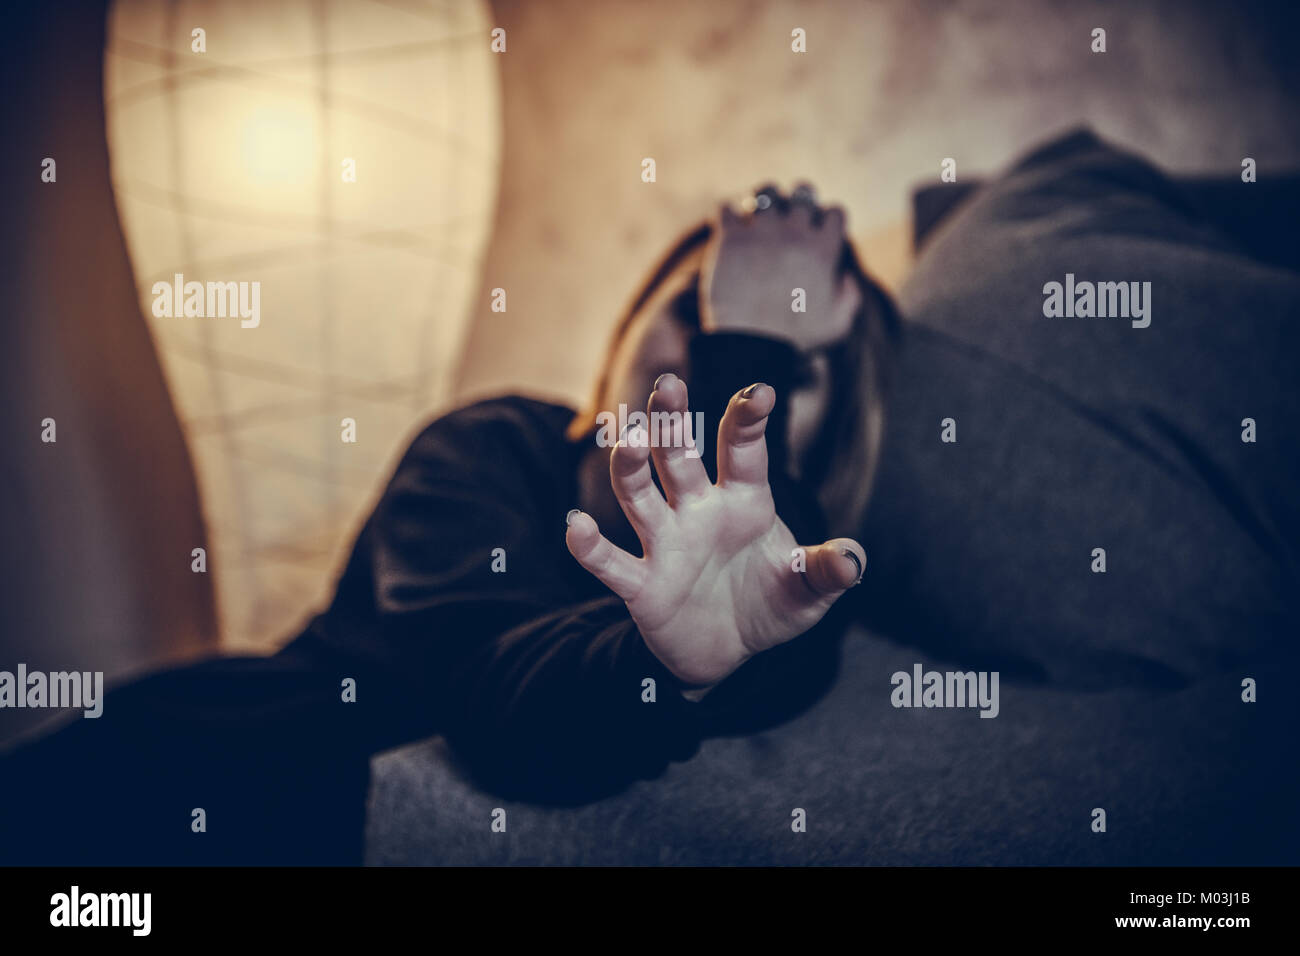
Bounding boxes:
[294,402,720,803]
[301,385,839,802]
[0,649,371,865]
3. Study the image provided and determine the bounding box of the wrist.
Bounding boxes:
[679,682,717,703]
[660,646,753,701]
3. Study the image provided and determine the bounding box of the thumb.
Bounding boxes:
[801,537,866,596]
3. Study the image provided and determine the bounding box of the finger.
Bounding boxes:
[753,183,787,216]
[791,181,818,205]
[799,537,866,596]
[716,382,774,487]
[788,181,816,227]
[718,202,744,231]
[647,373,712,505]
[819,205,847,238]
[610,424,671,548]
[565,509,646,601]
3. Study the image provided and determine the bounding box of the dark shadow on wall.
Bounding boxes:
[0,0,218,745]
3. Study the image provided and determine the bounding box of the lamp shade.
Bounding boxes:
[105,0,501,651]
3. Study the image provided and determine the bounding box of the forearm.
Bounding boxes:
[435,597,713,801]
[0,653,372,864]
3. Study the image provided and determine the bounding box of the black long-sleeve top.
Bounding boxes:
[0,333,844,864]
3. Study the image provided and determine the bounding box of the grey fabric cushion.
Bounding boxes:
[855,130,1300,691]
[365,623,1296,865]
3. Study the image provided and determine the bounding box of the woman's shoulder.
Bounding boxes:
[436,393,576,434]
[393,394,580,482]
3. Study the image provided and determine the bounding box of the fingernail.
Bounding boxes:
[840,547,864,585]
[742,382,767,399]
[653,372,676,392]
[566,508,582,527]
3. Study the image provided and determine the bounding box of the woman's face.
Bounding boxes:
[597,250,834,474]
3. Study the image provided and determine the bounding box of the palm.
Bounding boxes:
[630,485,821,677]
[567,374,863,689]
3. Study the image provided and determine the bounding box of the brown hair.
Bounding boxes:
[568,220,899,530]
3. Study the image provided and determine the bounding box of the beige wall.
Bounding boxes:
[456,0,1300,412]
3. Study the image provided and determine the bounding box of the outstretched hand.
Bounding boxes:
[565,373,865,694]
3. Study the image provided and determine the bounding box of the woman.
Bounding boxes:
[0,184,898,862]
[286,184,898,798]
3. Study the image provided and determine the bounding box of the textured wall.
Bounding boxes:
[455,0,1300,409]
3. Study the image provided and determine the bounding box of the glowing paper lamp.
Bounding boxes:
[105,0,501,651]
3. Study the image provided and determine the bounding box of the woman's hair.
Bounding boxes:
[567,219,899,531]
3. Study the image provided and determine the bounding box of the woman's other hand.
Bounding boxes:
[700,183,861,352]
